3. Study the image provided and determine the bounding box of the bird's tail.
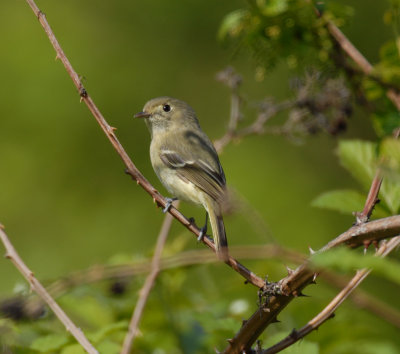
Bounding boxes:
[206,200,229,261]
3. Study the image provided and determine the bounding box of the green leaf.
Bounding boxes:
[311,189,388,218]
[379,138,400,213]
[30,333,70,352]
[60,344,86,354]
[337,140,378,189]
[88,321,128,344]
[218,9,248,40]
[257,0,289,16]
[311,189,366,214]
[372,112,400,137]
[380,138,400,169]
[58,295,114,329]
[97,340,121,354]
[311,248,400,285]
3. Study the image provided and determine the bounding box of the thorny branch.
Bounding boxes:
[0,225,98,354]
[223,19,400,354]
[19,2,400,353]
[24,0,265,290]
[263,236,400,354]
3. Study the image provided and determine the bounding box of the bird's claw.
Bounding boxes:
[162,197,177,213]
[197,225,207,242]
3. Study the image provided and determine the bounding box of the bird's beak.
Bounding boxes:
[134,111,151,118]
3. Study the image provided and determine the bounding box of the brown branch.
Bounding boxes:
[223,214,400,353]
[263,236,400,353]
[121,203,176,354]
[24,0,265,290]
[0,225,98,354]
[10,243,400,331]
[320,269,400,329]
[326,22,400,111]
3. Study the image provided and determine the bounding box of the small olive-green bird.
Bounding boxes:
[135,97,229,261]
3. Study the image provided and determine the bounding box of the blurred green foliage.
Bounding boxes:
[1,0,400,353]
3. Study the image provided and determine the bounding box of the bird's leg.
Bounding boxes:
[197,213,208,242]
[163,197,178,213]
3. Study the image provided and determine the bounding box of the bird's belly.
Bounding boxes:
[157,168,204,206]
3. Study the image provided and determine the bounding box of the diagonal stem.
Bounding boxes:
[0,225,98,354]
[121,205,176,354]
[24,0,265,290]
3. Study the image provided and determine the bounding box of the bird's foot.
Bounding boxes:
[197,224,208,242]
[163,197,178,213]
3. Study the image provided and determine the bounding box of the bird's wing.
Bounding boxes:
[159,141,226,203]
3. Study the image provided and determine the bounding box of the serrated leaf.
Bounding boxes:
[380,138,400,168]
[30,333,69,352]
[337,140,378,189]
[311,189,366,214]
[379,138,400,213]
[380,178,400,214]
[312,189,388,218]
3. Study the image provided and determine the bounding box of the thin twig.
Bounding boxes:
[326,22,400,111]
[121,202,177,354]
[320,269,400,329]
[263,236,400,354]
[0,225,98,354]
[24,0,265,289]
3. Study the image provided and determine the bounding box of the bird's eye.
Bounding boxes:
[163,104,171,112]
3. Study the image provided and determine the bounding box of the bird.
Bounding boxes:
[134,97,229,261]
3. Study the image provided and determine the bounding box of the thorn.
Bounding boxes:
[37,10,44,20]
[289,329,298,340]
[292,290,309,297]
[372,240,379,251]
[110,126,117,132]
[137,180,140,185]
[55,53,61,61]
[4,253,11,259]
[311,273,318,284]
[271,317,280,323]
[328,312,335,320]
[227,339,234,344]
[79,87,88,98]
[285,265,294,275]
[0,223,4,230]
[262,307,271,312]
[298,292,309,297]
[241,319,248,327]
[363,240,371,255]
[308,246,316,255]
